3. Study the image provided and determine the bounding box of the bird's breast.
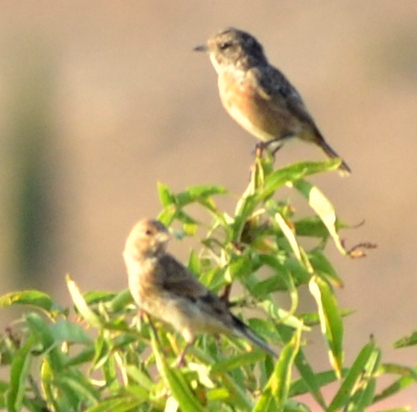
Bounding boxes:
[217,69,301,142]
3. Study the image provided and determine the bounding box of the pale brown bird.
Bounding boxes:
[195,27,351,174]
[123,218,277,364]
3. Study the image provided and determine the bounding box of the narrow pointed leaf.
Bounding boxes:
[292,179,347,256]
[66,274,102,328]
[394,331,417,348]
[373,364,417,403]
[157,182,175,206]
[211,351,265,373]
[328,339,377,411]
[6,335,35,412]
[253,326,302,412]
[347,348,380,410]
[260,160,340,200]
[151,329,205,412]
[309,276,344,377]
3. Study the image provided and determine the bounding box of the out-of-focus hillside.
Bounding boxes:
[0,1,416,408]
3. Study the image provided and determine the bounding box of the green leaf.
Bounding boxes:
[282,399,312,412]
[292,349,327,408]
[65,346,95,367]
[91,335,112,371]
[159,363,206,412]
[293,216,330,239]
[299,309,354,327]
[249,255,311,299]
[253,256,311,293]
[187,249,201,275]
[206,387,230,402]
[259,160,340,200]
[309,276,344,377]
[274,212,313,272]
[394,330,417,348]
[157,207,177,226]
[261,300,309,331]
[211,351,265,373]
[247,318,283,347]
[25,313,55,350]
[151,327,205,412]
[290,368,341,397]
[55,373,101,405]
[277,325,327,408]
[178,184,227,204]
[83,290,116,304]
[274,213,303,263]
[308,251,344,288]
[233,195,259,241]
[6,334,35,412]
[157,184,226,229]
[220,373,253,411]
[254,326,302,412]
[40,360,56,408]
[51,320,92,345]
[0,290,54,312]
[124,365,154,391]
[328,338,377,411]
[157,181,176,207]
[373,364,417,403]
[379,363,417,381]
[225,253,255,282]
[292,179,347,256]
[84,396,144,412]
[106,288,133,313]
[372,408,412,412]
[25,313,67,372]
[172,209,199,225]
[347,347,380,410]
[66,274,102,328]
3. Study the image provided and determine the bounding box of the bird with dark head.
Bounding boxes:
[195,28,267,70]
[195,27,351,174]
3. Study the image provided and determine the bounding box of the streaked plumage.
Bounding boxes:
[123,218,276,363]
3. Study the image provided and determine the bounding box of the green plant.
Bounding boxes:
[0,155,416,411]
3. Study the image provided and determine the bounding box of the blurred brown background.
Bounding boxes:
[1,1,416,408]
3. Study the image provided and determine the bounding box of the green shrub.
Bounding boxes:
[0,156,415,411]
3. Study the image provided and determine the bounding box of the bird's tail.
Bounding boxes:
[316,136,351,175]
[232,316,277,358]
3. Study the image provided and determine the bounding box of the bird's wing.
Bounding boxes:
[158,254,233,319]
[250,66,316,126]
[157,254,277,356]
[158,254,213,295]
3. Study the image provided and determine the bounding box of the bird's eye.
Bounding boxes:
[145,229,152,236]
[219,41,232,50]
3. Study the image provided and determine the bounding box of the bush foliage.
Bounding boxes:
[0,156,416,411]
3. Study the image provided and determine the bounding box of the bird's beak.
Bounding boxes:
[194,44,208,52]
[157,231,172,243]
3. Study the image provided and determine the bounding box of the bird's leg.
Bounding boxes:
[261,132,294,157]
[142,312,164,349]
[175,340,194,367]
[270,141,284,156]
[254,141,267,157]
[219,284,232,305]
[254,140,284,161]
[138,308,146,322]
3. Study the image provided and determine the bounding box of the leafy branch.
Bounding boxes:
[0,156,414,412]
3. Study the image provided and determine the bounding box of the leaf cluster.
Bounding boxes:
[0,156,415,411]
